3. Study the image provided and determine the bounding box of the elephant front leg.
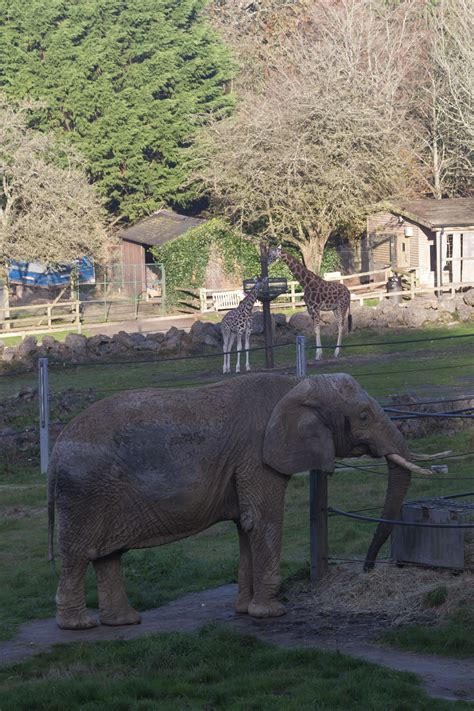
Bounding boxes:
[56,557,98,630]
[93,553,141,626]
[235,523,253,614]
[247,506,286,618]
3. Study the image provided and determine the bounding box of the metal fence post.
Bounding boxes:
[296,335,306,377]
[310,469,329,583]
[296,337,328,582]
[38,358,50,474]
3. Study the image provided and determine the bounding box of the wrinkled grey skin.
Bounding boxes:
[48,373,411,630]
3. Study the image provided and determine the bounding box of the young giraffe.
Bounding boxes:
[221,276,267,374]
[268,245,352,360]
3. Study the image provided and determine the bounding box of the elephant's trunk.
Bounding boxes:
[363,459,411,571]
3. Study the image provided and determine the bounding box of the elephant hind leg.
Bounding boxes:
[93,553,141,626]
[56,557,98,630]
[235,523,254,614]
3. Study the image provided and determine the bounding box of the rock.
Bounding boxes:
[128,332,146,346]
[204,333,220,347]
[163,327,186,350]
[250,311,264,335]
[288,312,313,333]
[17,336,37,359]
[112,331,136,349]
[437,297,457,314]
[273,313,286,327]
[65,333,87,356]
[0,340,5,354]
[463,288,474,307]
[87,334,112,349]
[2,347,17,362]
[146,332,165,344]
[189,320,221,345]
[135,339,161,352]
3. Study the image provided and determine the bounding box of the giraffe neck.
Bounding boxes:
[280,250,322,289]
[239,288,259,316]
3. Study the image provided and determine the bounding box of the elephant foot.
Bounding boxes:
[100,607,142,626]
[56,611,99,630]
[248,599,286,618]
[235,593,252,614]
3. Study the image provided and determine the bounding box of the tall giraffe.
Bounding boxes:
[268,245,352,360]
[221,276,267,374]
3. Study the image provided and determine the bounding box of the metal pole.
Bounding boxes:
[296,335,306,377]
[38,358,50,474]
[310,469,329,582]
[259,241,274,369]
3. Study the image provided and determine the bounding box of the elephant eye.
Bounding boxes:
[359,411,369,424]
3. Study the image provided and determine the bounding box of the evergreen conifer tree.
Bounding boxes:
[0,0,234,221]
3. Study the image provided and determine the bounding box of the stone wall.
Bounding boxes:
[0,291,472,370]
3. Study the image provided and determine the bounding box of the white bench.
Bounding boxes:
[212,290,244,311]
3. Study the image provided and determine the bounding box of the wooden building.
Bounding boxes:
[121,209,206,297]
[366,198,474,289]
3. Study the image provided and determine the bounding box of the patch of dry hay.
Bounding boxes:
[309,564,474,626]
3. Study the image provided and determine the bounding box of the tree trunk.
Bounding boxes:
[300,236,327,274]
[0,266,11,331]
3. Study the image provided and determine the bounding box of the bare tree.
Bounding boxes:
[412,0,474,197]
[0,95,108,267]
[198,0,419,272]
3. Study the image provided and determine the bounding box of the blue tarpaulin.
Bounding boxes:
[8,257,95,287]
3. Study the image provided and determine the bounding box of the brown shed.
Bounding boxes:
[121,210,206,297]
[366,198,474,289]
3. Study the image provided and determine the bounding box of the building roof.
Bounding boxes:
[121,209,207,247]
[393,198,474,230]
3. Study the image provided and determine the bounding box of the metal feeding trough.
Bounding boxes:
[243,277,288,303]
[391,497,474,569]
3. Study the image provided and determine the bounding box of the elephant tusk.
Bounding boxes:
[408,450,452,461]
[386,453,432,476]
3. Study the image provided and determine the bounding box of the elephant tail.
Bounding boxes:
[47,462,57,562]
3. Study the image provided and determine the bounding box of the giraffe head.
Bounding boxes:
[268,244,282,265]
[250,275,268,294]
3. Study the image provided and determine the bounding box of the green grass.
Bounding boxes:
[382,605,474,659]
[0,625,468,710]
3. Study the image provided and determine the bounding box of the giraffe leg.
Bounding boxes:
[245,328,251,371]
[227,332,236,373]
[235,333,242,373]
[222,330,230,373]
[314,317,323,361]
[334,312,344,358]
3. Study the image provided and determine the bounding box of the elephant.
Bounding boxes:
[47,372,431,630]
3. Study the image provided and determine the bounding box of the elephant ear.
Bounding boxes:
[263,380,335,475]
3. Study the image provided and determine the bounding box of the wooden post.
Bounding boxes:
[199,288,207,313]
[259,242,274,369]
[291,282,296,307]
[1,281,11,330]
[309,469,329,583]
[47,305,52,329]
[75,300,81,333]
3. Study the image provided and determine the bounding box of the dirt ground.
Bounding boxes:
[1,583,474,703]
